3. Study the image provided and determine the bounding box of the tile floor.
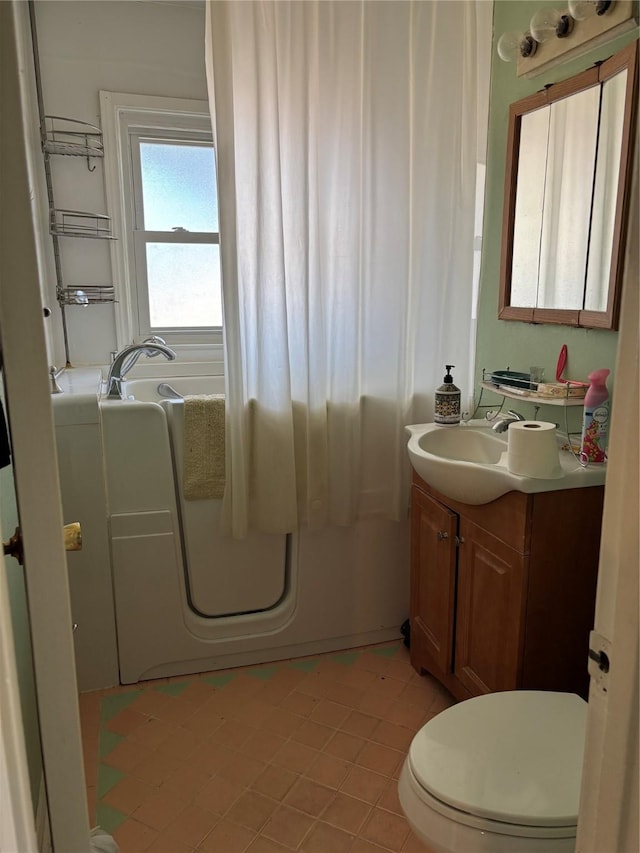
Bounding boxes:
[80,641,454,853]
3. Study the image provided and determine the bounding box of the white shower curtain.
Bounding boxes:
[205,0,492,537]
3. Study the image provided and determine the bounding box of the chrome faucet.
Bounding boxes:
[117,336,168,376]
[106,341,176,399]
[491,409,526,433]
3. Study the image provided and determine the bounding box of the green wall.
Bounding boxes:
[476,0,637,425]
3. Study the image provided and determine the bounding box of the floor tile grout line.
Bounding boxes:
[97,732,413,844]
[95,707,425,817]
[83,642,439,852]
[104,698,425,753]
[100,716,410,799]
[99,665,432,735]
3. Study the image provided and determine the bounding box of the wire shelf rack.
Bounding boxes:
[42,116,104,159]
[480,368,585,406]
[57,286,116,306]
[49,209,116,240]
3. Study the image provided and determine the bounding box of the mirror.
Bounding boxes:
[499,40,638,329]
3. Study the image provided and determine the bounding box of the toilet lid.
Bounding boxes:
[408,691,587,828]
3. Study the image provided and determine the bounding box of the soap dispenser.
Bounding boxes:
[434,365,461,426]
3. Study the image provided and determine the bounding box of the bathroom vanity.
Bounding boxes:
[410,471,604,701]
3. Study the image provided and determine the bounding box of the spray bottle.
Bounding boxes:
[434,365,461,426]
[580,369,610,463]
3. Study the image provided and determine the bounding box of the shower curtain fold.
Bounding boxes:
[205,0,492,537]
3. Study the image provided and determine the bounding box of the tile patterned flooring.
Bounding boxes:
[80,641,453,852]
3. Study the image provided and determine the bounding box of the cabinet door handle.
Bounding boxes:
[455,535,465,546]
[437,531,449,540]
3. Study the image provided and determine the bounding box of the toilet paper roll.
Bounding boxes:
[507,421,563,479]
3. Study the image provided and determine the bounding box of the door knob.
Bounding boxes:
[3,522,82,565]
[3,527,23,564]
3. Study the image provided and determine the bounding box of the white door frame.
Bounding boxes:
[576,126,639,853]
[0,1,89,849]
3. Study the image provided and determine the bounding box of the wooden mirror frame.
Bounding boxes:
[499,40,638,330]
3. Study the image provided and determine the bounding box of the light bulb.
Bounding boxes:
[497,31,537,62]
[568,0,613,19]
[530,7,574,41]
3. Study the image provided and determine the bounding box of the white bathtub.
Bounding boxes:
[96,374,410,684]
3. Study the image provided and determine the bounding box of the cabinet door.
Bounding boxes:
[410,487,457,676]
[454,518,526,694]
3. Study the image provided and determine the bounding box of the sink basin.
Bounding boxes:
[406,420,606,505]
[418,426,507,465]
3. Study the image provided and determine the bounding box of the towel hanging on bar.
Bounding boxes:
[183,394,225,500]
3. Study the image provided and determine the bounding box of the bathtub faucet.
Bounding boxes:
[106,342,176,399]
[117,336,169,376]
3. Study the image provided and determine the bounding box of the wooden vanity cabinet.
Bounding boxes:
[410,472,604,701]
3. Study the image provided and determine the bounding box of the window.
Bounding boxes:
[100,93,222,357]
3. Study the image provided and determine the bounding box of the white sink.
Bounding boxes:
[406,420,606,505]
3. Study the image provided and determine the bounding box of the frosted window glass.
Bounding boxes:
[140,142,218,232]
[146,243,222,327]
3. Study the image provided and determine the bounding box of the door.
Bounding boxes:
[410,486,457,676]
[575,146,639,852]
[0,1,89,849]
[454,518,526,694]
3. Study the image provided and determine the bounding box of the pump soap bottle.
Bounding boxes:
[434,365,461,426]
[580,368,610,463]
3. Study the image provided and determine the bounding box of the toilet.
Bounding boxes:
[398,690,587,853]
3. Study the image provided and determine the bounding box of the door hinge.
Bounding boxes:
[588,630,611,692]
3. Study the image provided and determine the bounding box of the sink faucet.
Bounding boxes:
[491,409,526,433]
[106,341,176,399]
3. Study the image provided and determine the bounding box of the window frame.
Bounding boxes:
[100,91,223,361]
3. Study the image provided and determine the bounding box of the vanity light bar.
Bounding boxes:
[499,0,637,79]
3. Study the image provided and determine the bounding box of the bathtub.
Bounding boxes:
[97,374,410,684]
